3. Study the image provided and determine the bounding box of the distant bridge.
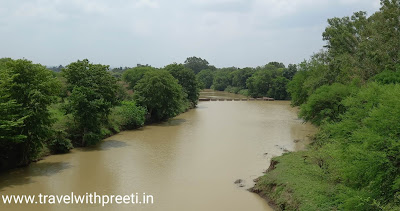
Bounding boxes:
[199,97,275,102]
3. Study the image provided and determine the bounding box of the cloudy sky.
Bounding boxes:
[0,0,380,68]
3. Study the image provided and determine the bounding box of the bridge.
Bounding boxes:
[199,97,275,102]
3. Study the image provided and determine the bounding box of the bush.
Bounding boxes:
[224,86,240,94]
[48,131,73,154]
[373,68,400,85]
[116,101,146,129]
[299,83,354,125]
[238,89,249,96]
[82,132,103,146]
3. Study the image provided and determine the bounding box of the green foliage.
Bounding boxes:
[133,70,186,122]
[0,59,60,167]
[268,76,290,100]
[224,86,241,94]
[253,152,340,210]
[184,56,210,74]
[287,52,330,106]
[212,70,232,91]
[231,67,255,89]
[257,2,400,210]
[282,64,297,80]
[373,66,400,84]
[48,130,73,154]
[0,67,25,145]
[196,69,214,89]
[115,101,146,129]
[63,59,119,146]
[299,83,354,125]
[164,63,200,106]
[255,84,400,210]
[246,69,273,98]
[238,89,249,96]
[267,61,285,69]
[122,66,156,90]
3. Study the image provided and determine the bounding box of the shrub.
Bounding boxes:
[116,101,146,129]
[238,89,249,96]
[48,131,73,154]
[299,83,354,125]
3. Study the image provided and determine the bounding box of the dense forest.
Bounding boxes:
[252,0,400,210]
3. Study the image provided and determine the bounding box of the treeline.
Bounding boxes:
[194,59,297,100]
[0,59,199,170]
[253,0,400,210]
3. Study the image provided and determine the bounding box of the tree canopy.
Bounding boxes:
[0,59,60,167]
[164,63,200,106]
[122,66,156,90]
[133,70,185,122]
[63,59,119,146]
[184,56,210,74]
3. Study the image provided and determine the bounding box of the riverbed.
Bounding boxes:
[0,91,316,211]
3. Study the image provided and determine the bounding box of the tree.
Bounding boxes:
[164,63,200,106]
[283,64,297,80]
[299,83,353,125]
[184,56,210,74]
[0,59,60,166]
[0,67,25,168]
[268,61,285,69]
[116,101,146,130]
[122,66,155,90]
[196,69,214,89]
[212,70,232,91]
[63,59,119,146]
[268,76,290,100]
[246,69,273,97]
[133,70,185,122]
[231,67,255,89]
[287,69,309,106]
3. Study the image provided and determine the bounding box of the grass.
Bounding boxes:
[252,151,340,210]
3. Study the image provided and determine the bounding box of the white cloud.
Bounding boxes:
[0,0,381,67]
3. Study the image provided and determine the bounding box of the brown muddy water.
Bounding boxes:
[0,91,316,211]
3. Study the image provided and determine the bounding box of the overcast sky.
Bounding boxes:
[0,0,380,68]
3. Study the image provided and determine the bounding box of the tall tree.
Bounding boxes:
[122,66,156,90]
[0,59,60,166]
[246,69,273,98]
[196,69,214,89]
[164,63,200,106]
[184,56,210,74]
[63,59,119,146]
[133,70,185,122]
[231,67,255,89]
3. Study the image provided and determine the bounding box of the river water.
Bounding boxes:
[0,91,316,211]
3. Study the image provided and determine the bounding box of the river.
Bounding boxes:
[0,91,316,211]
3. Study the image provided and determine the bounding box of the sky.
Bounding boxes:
[0,0,380,68]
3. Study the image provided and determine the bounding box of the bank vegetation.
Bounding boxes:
[252,0,400,210]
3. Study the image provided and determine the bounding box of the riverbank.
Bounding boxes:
[251,84,400,210]
[250,151,339,210]
[0,94,312,211]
